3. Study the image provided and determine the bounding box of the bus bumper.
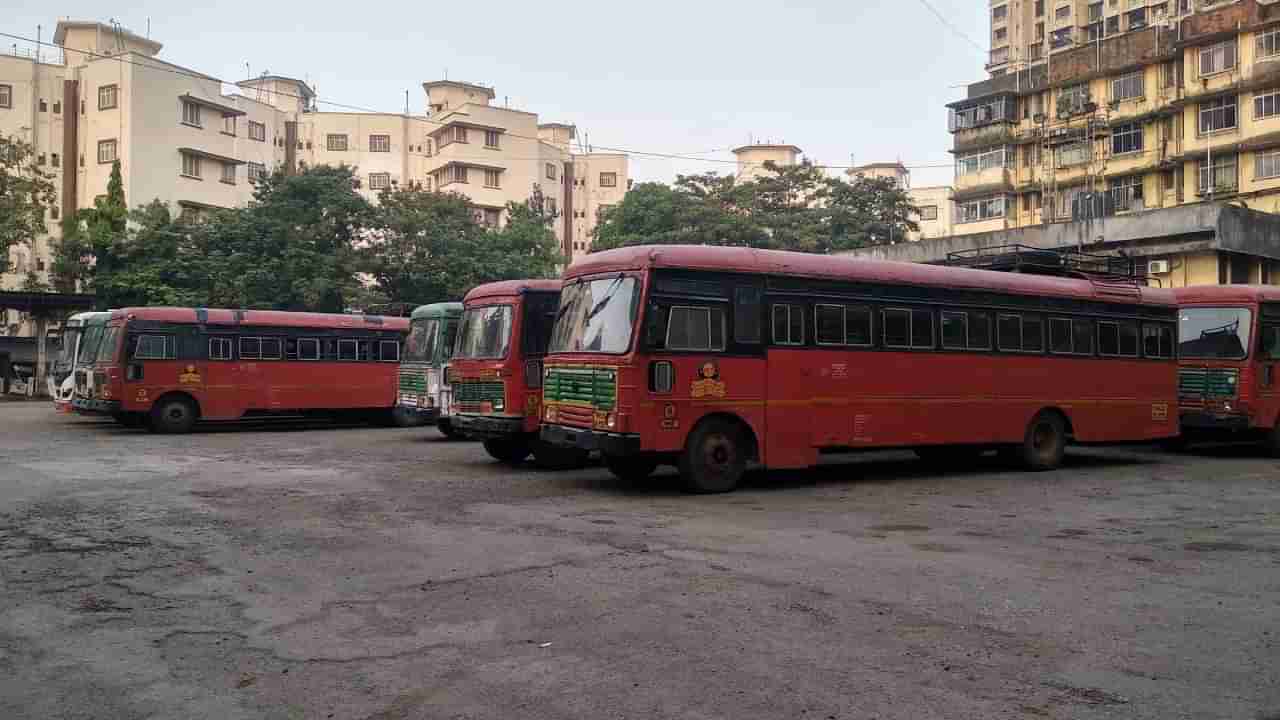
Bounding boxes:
[72,397,121,416]
[452,414,524,439]
[1180,411,1252,433]
[540,423,641,456]
[398,404,441,423]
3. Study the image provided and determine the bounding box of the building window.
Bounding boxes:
[369,134,391,152]
[1055,139,1090,167]
[956,197,1006,223]
[482,208,501,227]
[994,28,1007,42]
[220,162,235,185]
[483,169,500,188]
[1256,89,1280,120]
[98,84,118,110]
[369,172,391,190]
[1199,154,1237,194]
[1088,1,1102,21]
[452,126,468,144]
[484,130,500,148]
[992,4,1007,21]
[956,146,1012,176]
[1035,0,1044,16]
[1111,122,1143,155]
[599,172,617,187]
[326,134,348,151]
[545,197,558,216]
[51,153,59,168]
[0,84,10,109]
[247,162,266,182]
[1200,39,1237,77]
[546,163,557,180]
[1126,7,1147,30]
[1257,150,1280,180]
[248,120,266,141]
[1259,28,1280,60]
[919,205,939,221]
[1109,175,1144,211]
[181,153,202,179]
[1112,71,1144,102]
[97,139,117,164]
[221,115,235,136]
[1055,5,1070,20]
[1199,96,1238,134]
[447,165,468,185]
[181,101,202,127]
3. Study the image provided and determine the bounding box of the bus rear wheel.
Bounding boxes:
[1019,411,1066,471]
[483,437,531,465]
[679,418,747,494]
[150,396,197,435]
[605,455,659,483]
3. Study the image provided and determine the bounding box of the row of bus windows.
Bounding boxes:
[131,334,400,362]
[654,302,1175,359]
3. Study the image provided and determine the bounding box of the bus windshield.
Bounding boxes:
[404,318,439,363]
[442,319,460,360]
[54,327,83,368]
[95,326,121,363]
[77,325,104,365]
[550,276,639,354]
[456,306,512,359]
[1179,308,1252,360]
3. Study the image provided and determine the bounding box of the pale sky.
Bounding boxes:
[8,0,990,189]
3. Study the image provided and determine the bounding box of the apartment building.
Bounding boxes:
[732,143,803,181]
[0,20,629,300]
[987,0,1184,76]
[943,0,1280,285]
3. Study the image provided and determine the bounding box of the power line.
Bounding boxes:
[3,30,956,175]
[914,0,987,55]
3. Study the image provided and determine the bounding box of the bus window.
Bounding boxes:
[379,340,400,362]
[772,304,804,346]
[442,320,460,360]
[1024,316,1045,352]
[847,306,873,346]
[734,287,763,344]
[357,340,373,361]
[968,312,992,350]
[240,337,262,360]
[1265,326,1280,360]
[209,337,234,360]
[298,339,320,361]
[96,327,121,362]
[815,305,846,346]
[941,311,967,350]
[883,309,911,349]
[133,335,174,360]
[1143,323,1175,358]
[667,306,726,352]
[1098,320,1139,358]
[1072,319,1094,355]
[911,310,934,348]
[261,338,283,360]
[1049,319,1073,354]
[339,340,358,361]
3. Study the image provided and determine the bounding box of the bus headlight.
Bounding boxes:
[606,412,617,429]
[493,398,505,412]
[545,406,557,423]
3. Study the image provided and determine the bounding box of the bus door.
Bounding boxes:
[1259,307,1280,425]
[764,296,817,468]
[200,333,242,419]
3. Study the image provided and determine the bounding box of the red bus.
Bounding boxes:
[1173,285,1280,453]
[539,245,1180,492]
[449,280,584,467]
[73,307,409,433]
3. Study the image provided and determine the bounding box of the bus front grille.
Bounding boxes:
[453,380,505,405]
[544,366,616,411]
[1179,368,1238,399]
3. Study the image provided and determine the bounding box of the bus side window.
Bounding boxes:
[284,338,299,360]
[298,339,320,361]
[133,335,175,360]
[666,306,726,352]
[208,337,234,360]
[338,339,358,361]
[357,340,373,361]
[261,338,283,360]
[442,321,459,359]
[240,337,262,360]
[323,339,339,361]
[734,287,763,344]
[1264,326,1280,360]
[379,340,400,362]
[772,304,804,346]
[1142,323,1174,359]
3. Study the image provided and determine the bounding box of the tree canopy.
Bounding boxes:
[0,137,57,283]
[592,160,918,254]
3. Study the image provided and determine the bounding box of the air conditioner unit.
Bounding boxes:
[1148,259,1171,275]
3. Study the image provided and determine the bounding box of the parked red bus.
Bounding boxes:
[449,280,583,467]
[539,245,1180,492]
[73,307,409,433]
[1172,285,1280,453]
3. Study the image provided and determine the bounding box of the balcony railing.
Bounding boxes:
[949,96,1016,132]
[1028,44,1045,61]
[988,47,1011,67]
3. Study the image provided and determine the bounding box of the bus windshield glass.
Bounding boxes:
[1178,308,1252,359]
[456,306,513,359]
[404,319,439,363]
[95,326,121,363]
[54,327,83,368]
[550,276,639,354]
[442,319,460,360]
[77,325,104,365]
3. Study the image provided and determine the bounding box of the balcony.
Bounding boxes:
[949,95,1016,133]
[1028,44,1045,61]
[1050,27,1074,50]
[987,46,1011,69]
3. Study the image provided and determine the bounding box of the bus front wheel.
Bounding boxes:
[483,437,530,465]
[679,418,747,494]
[1019,411,1066,471]
[150,396,197,434]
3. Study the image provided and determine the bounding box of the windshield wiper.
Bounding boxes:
[585,277,626,322]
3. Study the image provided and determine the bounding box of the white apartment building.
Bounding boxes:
[0,19,630,302]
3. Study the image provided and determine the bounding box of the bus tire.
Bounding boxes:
[149,395,197,435]
[606,455,659,482]
[532,442,589,470]
[483,437,530,465]
[437,419,465,440]
[1019,411,1066,471]
[1264,421,1280,458]
[679,418,747,494]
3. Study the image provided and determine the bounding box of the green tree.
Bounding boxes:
[362,187,486,306]
[53,160,128,295]
[483,200,563,280]
[0,136,57,274]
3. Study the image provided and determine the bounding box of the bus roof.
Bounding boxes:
[463,279,562,304]
[410,302,464,320]
[566,245,1177,307]
[1173,285,1280,305]
[111,307,409,331]
[65,311,112,326]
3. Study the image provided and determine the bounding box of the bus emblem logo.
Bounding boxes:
[691,361,726,399]
[1151,403,1169,421]
[179,365,202,384]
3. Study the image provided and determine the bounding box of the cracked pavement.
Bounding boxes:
[1,403,1278,719]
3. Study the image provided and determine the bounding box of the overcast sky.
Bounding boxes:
[9,0,989,188]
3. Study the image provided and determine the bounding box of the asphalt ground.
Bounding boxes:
[1,403,1278,719]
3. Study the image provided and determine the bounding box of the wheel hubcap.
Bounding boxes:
[1032,423,1054,454]
[705,434,732,471]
